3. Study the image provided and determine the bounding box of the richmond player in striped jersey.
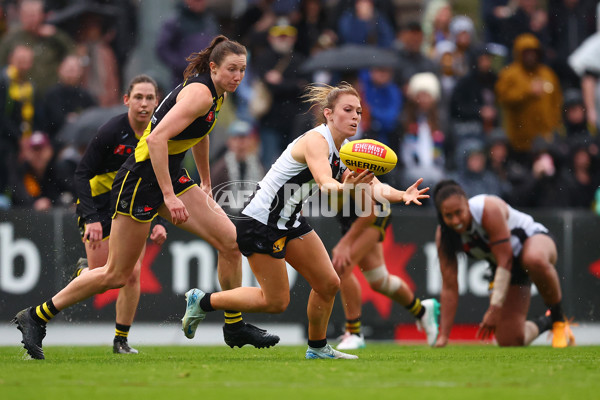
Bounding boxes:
[72,75,167,354]
[14,35,277,360]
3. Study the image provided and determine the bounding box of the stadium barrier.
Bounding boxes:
[1,207,598,341]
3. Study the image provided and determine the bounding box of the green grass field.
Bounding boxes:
[1,344,599,399]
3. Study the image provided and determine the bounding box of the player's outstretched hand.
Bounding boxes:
[343,169,375,187]
[403,178,430,205]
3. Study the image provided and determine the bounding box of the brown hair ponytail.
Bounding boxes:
[183,35,247,80]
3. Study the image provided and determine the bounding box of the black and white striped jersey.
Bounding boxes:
[460,194,549,266]
[242,124,347,230]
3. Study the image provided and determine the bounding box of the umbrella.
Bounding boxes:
[46,1,119,31]
[56,105,127,147]
[300,44,401,73]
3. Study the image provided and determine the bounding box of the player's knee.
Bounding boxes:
[364,265,401,296]
[215,238,241,259]
[323,274,341,297]
[126,263,141,286]
[522,252,548,271]
[125,272,139,287]
[264,295,290,314]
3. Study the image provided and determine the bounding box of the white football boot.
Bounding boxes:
[336,332,366,350]
[416,298,441,346]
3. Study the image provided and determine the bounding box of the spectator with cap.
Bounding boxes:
[449,15,477,78]
[251,17,307,167]
[11,131,74,210]
[211,120,265,217]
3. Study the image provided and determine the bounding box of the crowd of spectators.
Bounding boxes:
[1,0,600,213]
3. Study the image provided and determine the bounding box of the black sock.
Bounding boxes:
[30,299,60,325]
[308,338,327,348]
[199,292,215,312]
[548,302,564,323]
[406,297,425,319]
[533,314,553,334]
[115,323,130,340]
[224,311,244,330]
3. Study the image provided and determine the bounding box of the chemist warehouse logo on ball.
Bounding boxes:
[211,180,390,219]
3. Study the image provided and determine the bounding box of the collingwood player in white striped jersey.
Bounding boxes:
[181,82,430,359]
[433,180,575,348]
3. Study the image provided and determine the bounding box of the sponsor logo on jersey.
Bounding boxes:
[114,144,133,155]
[273,236,287,253]
[352,142,387,158]
[205,110,215,122]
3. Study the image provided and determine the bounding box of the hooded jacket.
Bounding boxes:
[495,34,562,152]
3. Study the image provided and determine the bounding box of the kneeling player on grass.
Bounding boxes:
[182,82,430,359]
[433,180,575,347]
[332,198,440,350]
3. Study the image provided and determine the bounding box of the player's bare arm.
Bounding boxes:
[435,225,460,347]
[147,83,212,224]
[477,196,514,340]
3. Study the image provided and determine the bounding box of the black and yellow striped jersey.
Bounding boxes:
[74,113,140,223]
[121,72,223,181]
